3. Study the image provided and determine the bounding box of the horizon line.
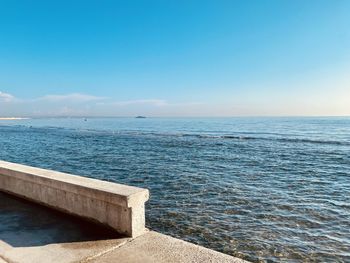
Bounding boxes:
[1,115,350,119]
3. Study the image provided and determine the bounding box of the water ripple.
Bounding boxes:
[0,117,349,262]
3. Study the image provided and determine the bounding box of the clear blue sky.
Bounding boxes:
[0,0,349,116]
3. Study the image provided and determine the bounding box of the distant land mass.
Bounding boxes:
[0,117,29,120]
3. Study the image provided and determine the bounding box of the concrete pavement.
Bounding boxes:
[90,231,247,263]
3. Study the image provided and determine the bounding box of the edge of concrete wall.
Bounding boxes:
[0,160,149,238]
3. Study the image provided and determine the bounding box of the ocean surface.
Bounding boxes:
[0,117,349,262]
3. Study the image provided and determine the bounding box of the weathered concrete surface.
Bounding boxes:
[91,231,248,263]
[1,239,129,263]
[0,181,250,263]
[0,191,130,263]
[0,160,149,237]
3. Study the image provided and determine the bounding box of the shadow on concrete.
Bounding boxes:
[0,191,122,247]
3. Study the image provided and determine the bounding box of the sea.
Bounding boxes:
[0,117,349,262]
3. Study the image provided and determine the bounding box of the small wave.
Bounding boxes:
[217,134,349,146]
[275,137,349,146]
[167,133,349,146]
[42,126,67,130]
[221,135,255,140]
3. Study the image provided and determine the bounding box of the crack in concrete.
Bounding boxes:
[78,239,131,263]
[79,229,150,263]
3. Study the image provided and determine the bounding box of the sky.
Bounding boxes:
[0,0,349,117]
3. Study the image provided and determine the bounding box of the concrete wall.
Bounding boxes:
[0,160,149,238]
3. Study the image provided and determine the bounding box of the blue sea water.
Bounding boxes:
[0,117,349,262]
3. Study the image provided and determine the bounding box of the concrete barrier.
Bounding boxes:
[0,160,149,238]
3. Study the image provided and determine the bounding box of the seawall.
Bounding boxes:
[0,160,249,263]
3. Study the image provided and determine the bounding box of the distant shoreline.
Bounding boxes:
[0,117,29,120]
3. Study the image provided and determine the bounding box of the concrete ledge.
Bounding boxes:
[0,160,149,238]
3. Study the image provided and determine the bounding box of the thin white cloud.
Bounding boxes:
[0,91,205,117]
[0,91,15,102]
[37,93,106,102]
[111,99,168,107]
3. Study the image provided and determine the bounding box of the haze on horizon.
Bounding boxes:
[0,0,349,117]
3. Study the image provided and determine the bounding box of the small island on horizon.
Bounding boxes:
[135,116,147,119]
